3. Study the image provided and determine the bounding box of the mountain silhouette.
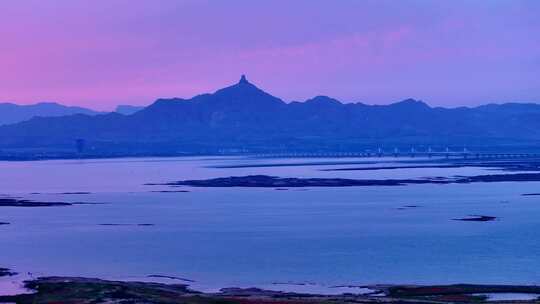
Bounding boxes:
[0,102,101,126]
[1,75,540,156]
[115,105,145,115]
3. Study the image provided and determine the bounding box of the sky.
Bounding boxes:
[0,0,539,110]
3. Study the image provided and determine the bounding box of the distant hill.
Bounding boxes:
[1,75,540,157]
[115,105,145,115]
[0,102,101,126]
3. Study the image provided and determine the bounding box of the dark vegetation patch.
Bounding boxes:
[151,175,437,188]
[387,284,540,297]
[396,205,422,210]
[153,173,540,189]
[71,202,105,205]
[99,223,155,227]
[458,173,540,183]
[453,215,497,222]
[0,267,17,277]
[58,192,92,195]
[0,277,199,304]
[0,198,72,207]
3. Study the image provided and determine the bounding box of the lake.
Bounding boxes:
[1,156,540,294]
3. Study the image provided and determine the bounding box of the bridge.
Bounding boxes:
[250,149,540,159]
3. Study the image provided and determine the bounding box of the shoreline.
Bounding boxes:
[154,171,540,188]
[2,276,540,303]
[0,269,377,297]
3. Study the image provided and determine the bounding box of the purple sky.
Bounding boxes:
[1,0,539,110]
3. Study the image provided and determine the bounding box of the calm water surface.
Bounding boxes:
[1,156,540,294]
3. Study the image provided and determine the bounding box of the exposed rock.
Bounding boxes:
[99,223,155,227]
[0,198,72,207]
[58,192,92,195]
[453,215,497,222]
[0,267,17,277]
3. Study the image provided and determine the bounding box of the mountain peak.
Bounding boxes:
[390,98,430,109]
[191,75,285,108]
[305,96,342,106]
[239,74,249,85]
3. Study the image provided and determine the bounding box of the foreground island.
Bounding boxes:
[2,276,540,304]
[152,172,540,188]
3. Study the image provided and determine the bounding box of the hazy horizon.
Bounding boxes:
[1,0,539,110]
[2,74,540,112]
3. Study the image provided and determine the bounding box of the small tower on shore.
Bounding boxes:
[75,138,86,154]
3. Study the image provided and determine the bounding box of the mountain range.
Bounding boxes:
[0,102,101,126]
[1,75,540,157]
[0,102,148,126]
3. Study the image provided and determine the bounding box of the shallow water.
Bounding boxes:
[478,293,540,301]
[1,156,540,294]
